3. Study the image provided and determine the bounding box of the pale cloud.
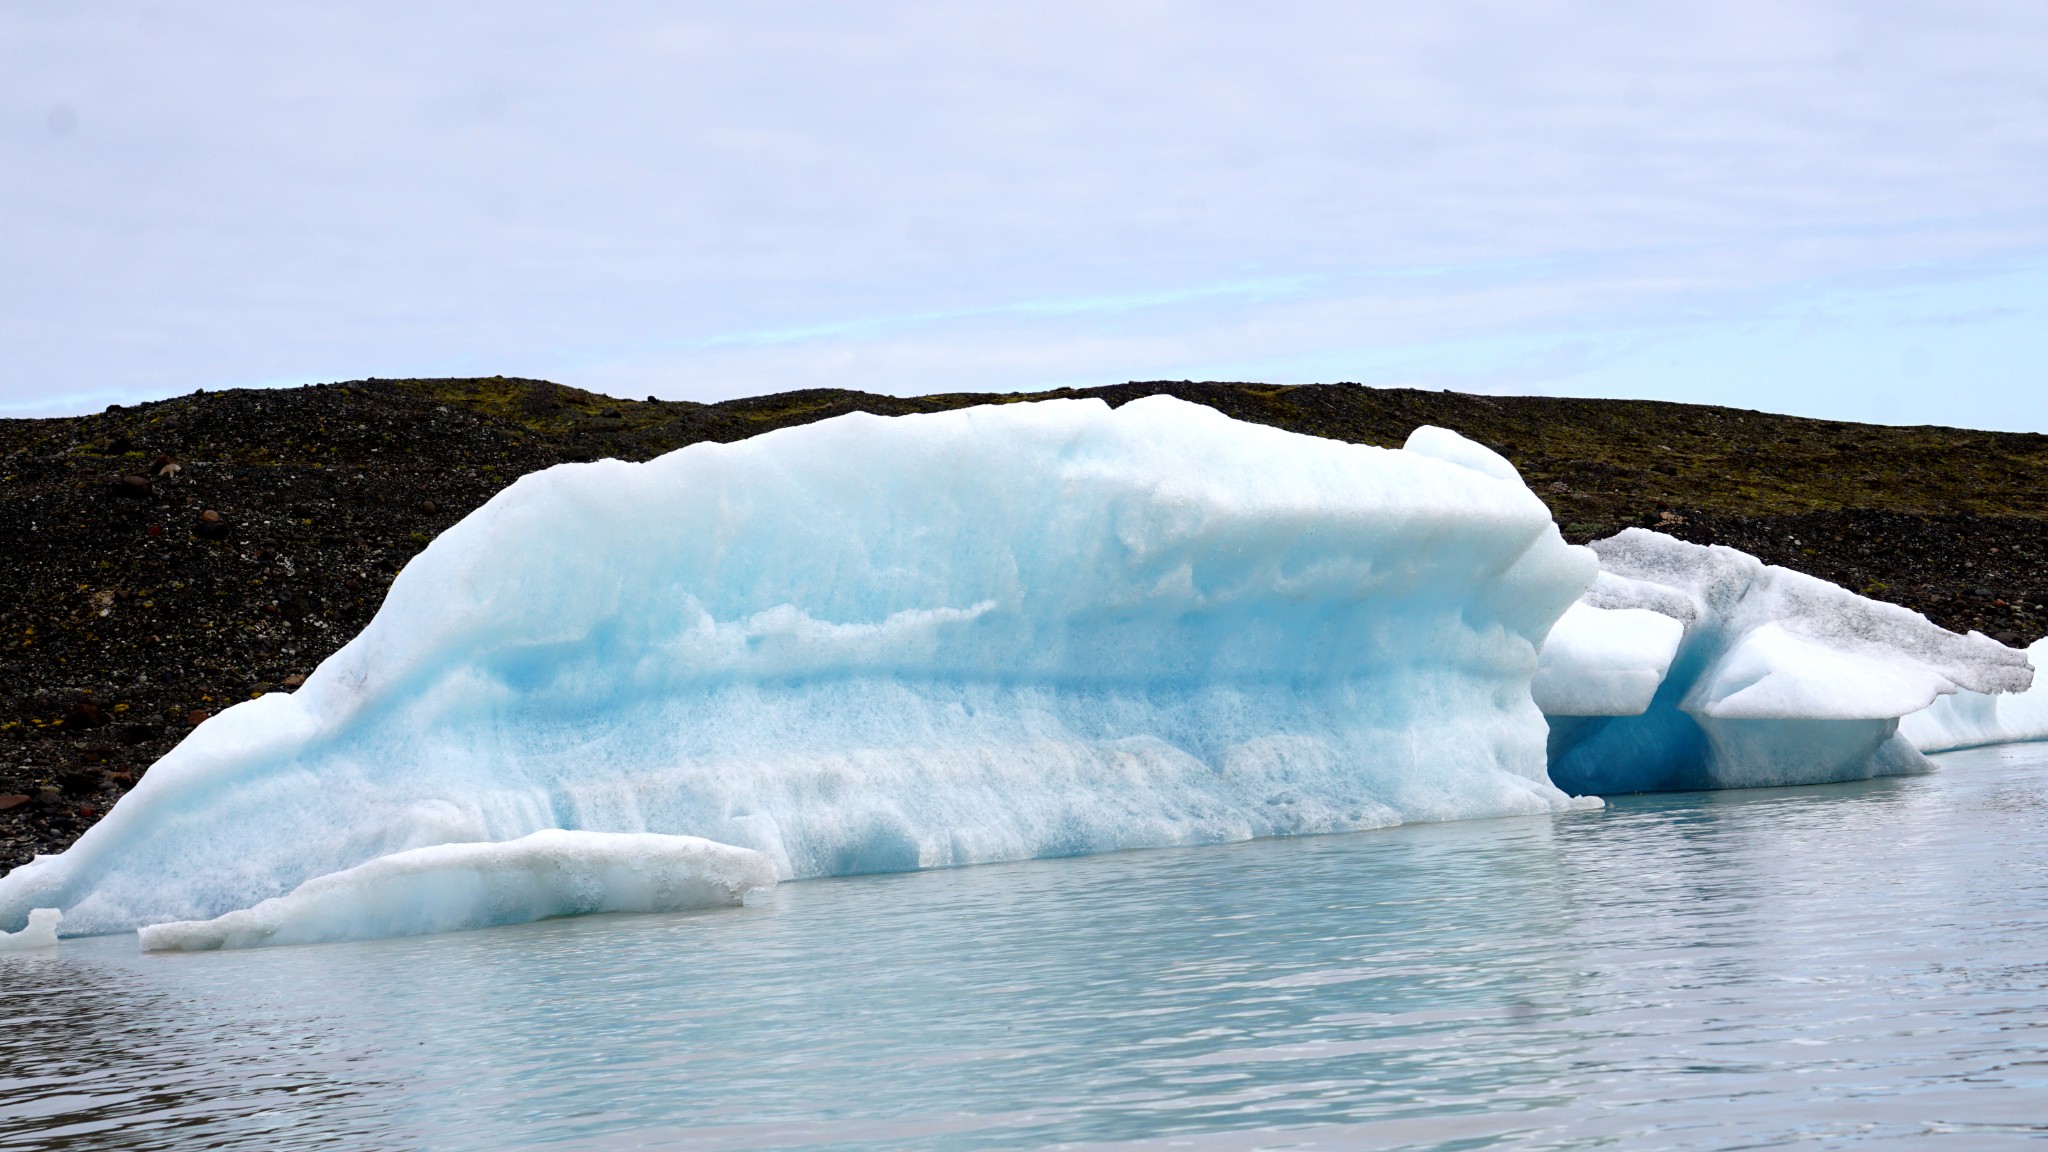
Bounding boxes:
[4,1,2046,426]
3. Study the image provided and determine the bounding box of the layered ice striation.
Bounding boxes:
[138,830,776,951]
[1901,637,2048,753]
[1,396,1598,937]
[1542,530,2033,794]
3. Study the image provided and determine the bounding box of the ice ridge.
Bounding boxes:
[0,396,1597,937]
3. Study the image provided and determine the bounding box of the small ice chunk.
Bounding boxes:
[1531,602,1684,717]
[0,908,60,951]
[138,830,776,951]
[1902,637,2048,752]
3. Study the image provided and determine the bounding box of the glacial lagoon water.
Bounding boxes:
[5,743,2048,1151]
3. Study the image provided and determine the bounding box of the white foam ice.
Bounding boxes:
[1542,529,2032,793]
[0,907,59,951]
[1901,637,2048,753]
[1,397,1598,938]
[138,830,776,951]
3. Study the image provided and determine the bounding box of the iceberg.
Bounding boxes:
[137,830,776,951]
[1542,530,2033,794]
[1900,637,2048,753]
[0,397,1599,938]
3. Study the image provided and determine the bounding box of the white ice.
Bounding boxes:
[1542,530,2032,793]
[1901,637,2048,753]
[0,907,59,951]
[137,830,776,951]
[1531,602,1684,717]
[1,397,1598,938]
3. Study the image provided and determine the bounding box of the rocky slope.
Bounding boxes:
[4,377,2043,870]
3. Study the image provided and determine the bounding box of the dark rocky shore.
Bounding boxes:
[4,377,2044,871]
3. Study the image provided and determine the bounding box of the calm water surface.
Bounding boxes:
[5,743,2048,1151]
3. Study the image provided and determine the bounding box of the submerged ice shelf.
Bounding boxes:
[1,397,1598,937]
[138,830,775,951]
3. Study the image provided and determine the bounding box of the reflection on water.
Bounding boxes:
[6,744,2048,1150]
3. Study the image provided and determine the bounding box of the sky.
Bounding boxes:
[5,1,2048,428]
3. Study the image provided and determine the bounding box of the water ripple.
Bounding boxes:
[5,744,2048,1150]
